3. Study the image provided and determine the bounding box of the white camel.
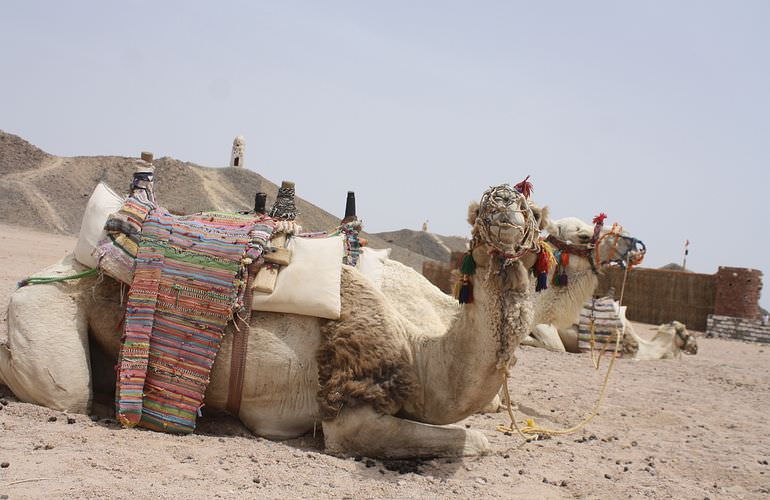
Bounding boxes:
[623,320,698,360]
[1,184,539,459]
[523,216,645,353]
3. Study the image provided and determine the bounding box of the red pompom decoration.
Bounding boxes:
[514,175,533,199]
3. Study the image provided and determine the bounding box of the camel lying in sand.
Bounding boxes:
[1,184,540,459]
[523,216,645,352]
[623,320,698,359]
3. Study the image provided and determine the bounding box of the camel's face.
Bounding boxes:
[549,217,594,245]
[672,321,698,355]
[595,226,646,268]
[470,184,538,256]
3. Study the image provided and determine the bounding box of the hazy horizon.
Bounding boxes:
[1,1,767,308]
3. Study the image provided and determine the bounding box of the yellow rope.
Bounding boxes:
[497,332,620,436]
[497,254,630,438]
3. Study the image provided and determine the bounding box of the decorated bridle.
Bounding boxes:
[455,179,539,304]
[592,220,646,270]
[472,183,540,261]
[534,213,646,292]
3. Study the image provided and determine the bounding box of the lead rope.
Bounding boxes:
[497,254,632,438]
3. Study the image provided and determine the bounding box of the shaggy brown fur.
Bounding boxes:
[317,267,418,420]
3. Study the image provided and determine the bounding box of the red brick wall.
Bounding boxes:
[713,267,763,319]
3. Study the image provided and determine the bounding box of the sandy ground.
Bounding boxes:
[0,223,769,499]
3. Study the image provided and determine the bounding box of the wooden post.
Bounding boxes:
[341,191,356,223]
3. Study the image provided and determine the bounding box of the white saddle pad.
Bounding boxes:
[74,182,124,268]
[252,235,344,319]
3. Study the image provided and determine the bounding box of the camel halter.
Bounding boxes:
[473,184,539,262]
[593,223,646,270]
[455,183,539,304]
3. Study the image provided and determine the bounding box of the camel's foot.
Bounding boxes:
[322,406,490,459]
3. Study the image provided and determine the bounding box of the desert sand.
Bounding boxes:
[1,223,768,499]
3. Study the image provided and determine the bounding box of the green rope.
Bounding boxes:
[17,267,98,288]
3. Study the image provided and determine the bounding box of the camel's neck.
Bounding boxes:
[534,256,599,330]
[403,260,533,425]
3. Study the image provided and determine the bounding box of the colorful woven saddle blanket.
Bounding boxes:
[577,296,625,357]
[113,201,275,433]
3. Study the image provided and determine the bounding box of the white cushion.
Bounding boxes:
[0,256,92,413]
[356,247,391,288]
[74,182,124,268]
[252,235,344,319]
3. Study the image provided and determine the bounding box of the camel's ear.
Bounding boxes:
[528,203,548,232]
[467,201,480,226]
[545,217,560,237]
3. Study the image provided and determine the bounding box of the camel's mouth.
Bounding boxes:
[490,223,525,249]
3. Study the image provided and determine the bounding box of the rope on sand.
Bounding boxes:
[497,255,630,438]
[497,331,620,437]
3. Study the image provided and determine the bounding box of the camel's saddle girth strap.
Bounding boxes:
[226,262,260,416]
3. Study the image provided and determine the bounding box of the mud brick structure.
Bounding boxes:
[713,267,763,319]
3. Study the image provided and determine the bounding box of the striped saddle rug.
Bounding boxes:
[115,206,275,433]
[577,296,625,358]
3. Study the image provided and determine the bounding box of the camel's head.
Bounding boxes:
[671,321,698,355]
[467,184,539,265]
[594,224,646,269]
[547,217,594,245]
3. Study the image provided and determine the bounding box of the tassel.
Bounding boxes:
[514,175,533,198]
[592,212,607,241]
[458,277,474,304]
[592,213,607,225]
[551,250,569,287]
[460,253,476,275]
[534,247,550,292]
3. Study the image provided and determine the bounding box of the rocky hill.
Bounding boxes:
[371,229,468,263]
[0,130,435,270]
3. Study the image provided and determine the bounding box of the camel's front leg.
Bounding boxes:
[322,406,490,459]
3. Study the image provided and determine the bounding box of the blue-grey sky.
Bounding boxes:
[2,1,768,308]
